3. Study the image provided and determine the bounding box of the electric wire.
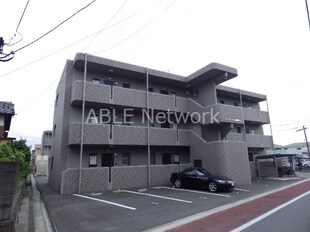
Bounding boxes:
[93,0,177,55]
[0,11,138,79]
[7,0,30,46]
[84,0,130,52]
[306,0,310,29]
[13,0,96,53]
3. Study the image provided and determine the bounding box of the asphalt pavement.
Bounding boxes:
[31,171,310,232]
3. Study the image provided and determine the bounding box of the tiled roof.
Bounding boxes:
[0,101,15,115]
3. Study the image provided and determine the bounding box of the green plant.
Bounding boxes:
[0,139,31,183]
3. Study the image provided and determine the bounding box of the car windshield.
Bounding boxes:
[195,168,210,176]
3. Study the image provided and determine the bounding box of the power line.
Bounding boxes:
[0,11,138,79]
[93,0,177,55]
[84,0,130,52]
[306,0,310,29]
[7,0,30,46]
[272,118,310,127]
[13,0,96,53]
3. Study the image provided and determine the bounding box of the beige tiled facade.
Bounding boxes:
[49,53,273,194]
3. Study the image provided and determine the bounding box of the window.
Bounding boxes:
[220,100,225,104]
[122,153,130,165]
[122,83,130,88]
[236,127,242,133]
[192,90,198,97]
[297,148,301,150]
[160,89,169,95]
[161,121,171,128]
[92,78,100,84]
[248,153,254,162]
[173,153,180,164]
[148,88,154,92]
[150,152,156,165]
[89,154,98,167]
[104,80,115,86]
[162,153,171,164]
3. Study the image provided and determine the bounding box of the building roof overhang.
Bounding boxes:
[73,53,238,87]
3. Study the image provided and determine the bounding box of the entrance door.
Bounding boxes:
[162,153,172,164]
[102,153,114,167]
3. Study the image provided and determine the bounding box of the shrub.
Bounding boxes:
[0,139,31,183]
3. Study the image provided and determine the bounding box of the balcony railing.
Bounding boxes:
[245,134,273,148]
[226,133,273,148]
[243,108,270,124]
[68,123,189,146]
[70,81,270,125]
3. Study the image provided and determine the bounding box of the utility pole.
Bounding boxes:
[296,126,310,158]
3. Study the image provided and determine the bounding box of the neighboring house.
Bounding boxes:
[0,101,15,144]
[34,143,49,176]
[267,142,310,158]
[38,130,53,176]
[49,53,273,194]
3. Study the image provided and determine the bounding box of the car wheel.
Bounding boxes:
[208,181,218,192]
[304,164,309,168]
[174,179,182,188]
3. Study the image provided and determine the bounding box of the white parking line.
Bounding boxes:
[234,188,250,192]
[121,190,192,203]
[230,191,310,232]
[73,194,136,210]
[156,186,230,198]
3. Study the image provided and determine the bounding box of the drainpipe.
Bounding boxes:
[79,53,87,194]
[266,97,275,155]
[238,89,246,142]
[146,67,151,187]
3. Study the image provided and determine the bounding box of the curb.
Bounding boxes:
[34,176,58,232]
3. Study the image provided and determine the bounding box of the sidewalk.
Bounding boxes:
[15,175,52,232]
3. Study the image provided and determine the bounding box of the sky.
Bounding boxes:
[1,0,310,148]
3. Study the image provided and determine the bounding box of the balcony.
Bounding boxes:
[225,133,245,142]
[71,81,112,105]
[70,81,269,126]
[71,81,177,111]
[243,108,270,124]
[68,123,110,145]
[176,97,244,125]
[245,134,273,148]
[68,123,189,146]
[226,133,273,148]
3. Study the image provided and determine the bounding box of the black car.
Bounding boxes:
[170,167,235,192]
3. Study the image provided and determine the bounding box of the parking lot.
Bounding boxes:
[36,175,310,232]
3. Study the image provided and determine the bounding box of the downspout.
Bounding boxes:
[146,67,151,187]
[79,53,87,194]
[266,97,275,155]
[238,89,246,142]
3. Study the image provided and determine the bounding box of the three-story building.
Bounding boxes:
[49,53,273,194]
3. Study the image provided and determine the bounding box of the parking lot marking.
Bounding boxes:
[121,190,192,203]
[73,194,137,210]
[156,187,231,198]
[234,188,250,192]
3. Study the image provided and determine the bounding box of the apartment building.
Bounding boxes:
[41,130,52,157]
[0,101,15,144]
[49,53,273,194]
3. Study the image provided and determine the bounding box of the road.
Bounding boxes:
[169,178,310,232]
[241,192,310,232]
